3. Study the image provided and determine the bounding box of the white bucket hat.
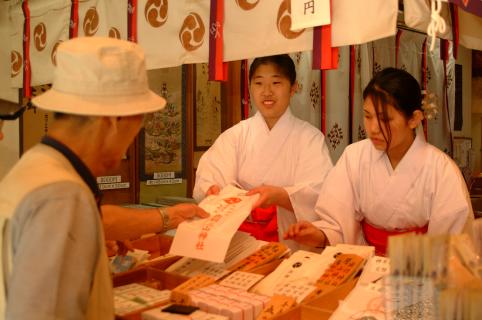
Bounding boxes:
[32,37,166,116]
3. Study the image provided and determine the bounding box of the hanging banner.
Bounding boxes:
[104,0,128,40]
[426,39,452,153]
[403,0,453,40]
[290,0,330,30]
[138,0,209,69]
[78,0,108,38]
[458,9,482,50]
[448,0,482,17]
[352,44,368,143]
[224,0,312,62]
[10,1,70,89]
[331,0,398,47]
[371,36,396,75]
[397,31,426,84]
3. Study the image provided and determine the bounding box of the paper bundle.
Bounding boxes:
[169,185,258,263]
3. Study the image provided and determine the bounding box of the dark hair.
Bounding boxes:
[363,67,422,149]
[249,54,296,85]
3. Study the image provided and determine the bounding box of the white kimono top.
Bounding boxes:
[193,109,333,250]
[314,133,472,246]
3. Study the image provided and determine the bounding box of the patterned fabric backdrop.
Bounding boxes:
[324,46,350,162]
[427,40,454,153]
[289,51,321,129]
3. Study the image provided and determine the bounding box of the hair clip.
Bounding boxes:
[421,90,438,120]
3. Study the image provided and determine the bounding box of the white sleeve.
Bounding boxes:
[312,148,363,245]
[192,128,239,203]
[285,131,333,222]
[428,156,472,235]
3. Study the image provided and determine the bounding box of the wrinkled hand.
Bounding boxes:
[283,221,327,248]
[105,240,134,257]
[246,185,288,209]
[167,203,210,229]
[206,185,221,196]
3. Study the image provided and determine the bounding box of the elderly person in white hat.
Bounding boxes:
[0,37,207,320]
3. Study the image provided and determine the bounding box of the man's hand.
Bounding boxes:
[283,221,327,248]
[166,203,209,229]
[105,240,134,257]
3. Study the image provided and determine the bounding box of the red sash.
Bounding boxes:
[361,220,428,256]
[238,205,279,242]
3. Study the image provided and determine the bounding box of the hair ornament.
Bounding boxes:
[421,90,438,120]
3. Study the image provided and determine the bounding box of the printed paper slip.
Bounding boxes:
[169,185,259,263]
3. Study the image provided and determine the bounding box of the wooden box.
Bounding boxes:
[272,279,357,320]
[113,267,189,320]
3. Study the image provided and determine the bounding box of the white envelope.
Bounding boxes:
[169,185,259,263]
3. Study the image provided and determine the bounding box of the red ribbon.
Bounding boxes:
[22,1,31,98]
[312,0,338,70]
[241,60,250,119]
[321,70,326,134]
[449,3,459,59]
[69,0,79,38]
[395,29,403,67]
[362,220,428,256]
[209,0,227,81]
[348,45,355,143]
[441,39,454,155]
[238,206,279,242]
[128,0,138,42]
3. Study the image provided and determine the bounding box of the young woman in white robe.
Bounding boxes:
[284,67,473,255]
[193,55,333,250]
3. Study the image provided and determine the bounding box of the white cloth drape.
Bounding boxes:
[331,0,398,47]
[459,9,482,50]
[138,0,209,69]
[403,0,453,40]
[9,1,70,88]
[289,51,322,129]
[224,0,313,62]
[325,46,350,162]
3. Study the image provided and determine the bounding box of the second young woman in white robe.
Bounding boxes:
[285,67,473,254]
[311,131,471,247]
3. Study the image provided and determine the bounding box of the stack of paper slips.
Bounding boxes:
[114,283,171,316]
[188,284,270,320]
[142,309,228,320]
[166,233,265,280]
